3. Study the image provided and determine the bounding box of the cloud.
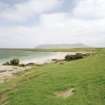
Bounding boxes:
[73,0,95,19]
[1,12,100,47]
[96,0,105,18]
[73,0,105,19]
[0,0,61,21]
[0,0,27,5]
[0,2,10,12]
[0,26,40,48]
[0,0,105,48]
[37,12,105,45]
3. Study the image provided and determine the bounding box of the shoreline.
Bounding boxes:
[20,52,74,64]
[20,52,86,64]
[0,52,88,83]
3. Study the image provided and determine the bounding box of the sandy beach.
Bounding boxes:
[0,65,31,83]
[21,52,78,64]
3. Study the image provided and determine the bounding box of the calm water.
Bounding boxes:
[0,49,54,64]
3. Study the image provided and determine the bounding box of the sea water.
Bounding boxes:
[0,49,54,64]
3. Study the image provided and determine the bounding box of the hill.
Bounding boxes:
[36,43,89,49]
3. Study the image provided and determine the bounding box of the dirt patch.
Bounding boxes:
[54,88,75,98]
[0,66,31,83]
[0,92,8,105]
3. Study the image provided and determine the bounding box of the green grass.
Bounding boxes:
[0,49,105,105]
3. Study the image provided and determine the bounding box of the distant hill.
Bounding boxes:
[36,43,89,49]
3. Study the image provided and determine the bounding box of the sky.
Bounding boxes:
[0,0,105,48]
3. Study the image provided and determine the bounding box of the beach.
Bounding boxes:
[21,51,89,64]
[20,52,76,64]
[0,51,88,83]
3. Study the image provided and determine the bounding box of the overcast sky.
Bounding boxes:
[0,0,105,48]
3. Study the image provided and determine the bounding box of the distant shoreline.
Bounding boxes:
[0,51,91,83]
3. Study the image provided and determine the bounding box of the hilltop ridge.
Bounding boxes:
[36,43,89,49]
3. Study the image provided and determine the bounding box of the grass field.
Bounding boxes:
[0,48,105,105]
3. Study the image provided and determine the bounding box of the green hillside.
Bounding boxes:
[0,49,105,105]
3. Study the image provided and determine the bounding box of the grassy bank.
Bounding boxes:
[0,49,105,105]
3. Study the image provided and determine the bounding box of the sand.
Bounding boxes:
[21,52,77,64]
[0,66,31,83]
